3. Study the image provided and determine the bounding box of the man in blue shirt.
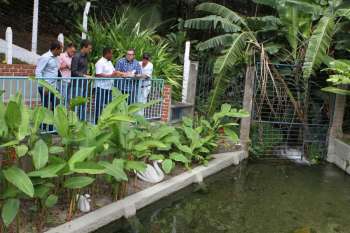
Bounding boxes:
[115,48,142,104]
[35,40,62,131]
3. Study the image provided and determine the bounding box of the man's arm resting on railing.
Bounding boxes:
[95,71,125,78]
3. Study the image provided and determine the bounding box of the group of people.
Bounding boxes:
[35,39,154,123]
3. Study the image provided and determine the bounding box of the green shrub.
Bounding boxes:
[70,14,183,100]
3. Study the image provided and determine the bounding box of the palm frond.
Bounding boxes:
[336,8,350,20]
[253,0,279,8]
[207,32,248,115]
[196,34,235,51]
[302,16,335,79]
[213,32,248,75]
[184,15,241,33]
[279,7,299,59]
[195,3,248,29]
[284,0,322,16]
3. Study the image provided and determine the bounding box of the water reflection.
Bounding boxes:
[95,160,350,233]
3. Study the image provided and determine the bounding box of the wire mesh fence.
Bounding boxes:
[195,59,245,114]
[250,64,332,159]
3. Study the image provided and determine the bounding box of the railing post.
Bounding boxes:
[58,33,64,46]
[31,0,39,53]
[240,66,255,157]
[82,1,91,39]
[6,27,13,64]
[182,41,191,103]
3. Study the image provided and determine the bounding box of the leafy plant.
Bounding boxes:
[322,59,350,95]
[70,14,183,100]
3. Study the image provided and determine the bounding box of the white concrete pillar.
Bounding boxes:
[58,33,64,46]
[82,1,91,39]
[5,27,12,64]
[31,0,39,53]
[182,41,191,103]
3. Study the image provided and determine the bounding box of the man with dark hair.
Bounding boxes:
[35,40,62,131]
[58,43,76,106]
[94,47,121,123]
[115,48,142,104]
[71,39,92,120]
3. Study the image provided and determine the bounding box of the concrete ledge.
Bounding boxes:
[45,150,245,233]
[327,138,350,174]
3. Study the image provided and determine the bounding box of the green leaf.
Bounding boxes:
[99,160,128,181]
[3,167,34,197]
[0,140,19,148]
[63,176,95,189]
[15,145,28,158]
[49,146,65,154]
[197,34,235,51]
[195,2,248,29]
[32,107,45,130]
[303,16,335,80]
[224,128,239,143]
[135,140,168,151]
[176,144,192,154]
[35,78,63,100]
[125,161,147,172]
[45,194,58,208]
[31,139,49,170]
[54,105,69,137]
[5,101,21,130]
[1,198,19,227]
[162,159,174,174]
[209,32,248,115]
[169,153,189,164]
[72,162,105,174]
[28,163,66,178]
[68,147,96,170]
[184,15,241,33]
[149,154,165,161]
[321,86,350,95]
[34,185,50,199]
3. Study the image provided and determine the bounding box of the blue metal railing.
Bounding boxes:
[0,77,164,125]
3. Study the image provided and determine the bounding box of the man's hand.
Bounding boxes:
[84,75,93,79]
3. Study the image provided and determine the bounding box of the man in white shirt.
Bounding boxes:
[138,53,153,116]
[94,47,119,123]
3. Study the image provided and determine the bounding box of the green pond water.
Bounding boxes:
[95,160,350,233]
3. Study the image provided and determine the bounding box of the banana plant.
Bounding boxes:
[321,58,350,95]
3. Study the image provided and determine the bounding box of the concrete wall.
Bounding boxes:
[327,138,350,173]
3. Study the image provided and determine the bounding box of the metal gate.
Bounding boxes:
[250,64,332,160]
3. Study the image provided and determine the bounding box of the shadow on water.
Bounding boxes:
[95,159,350,233]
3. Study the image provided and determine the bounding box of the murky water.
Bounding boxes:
[96,160,350,233]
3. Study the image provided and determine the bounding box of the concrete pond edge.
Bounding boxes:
[45,150,247,233]
[327,138,350,174]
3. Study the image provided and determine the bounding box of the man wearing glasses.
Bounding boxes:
[114,48,142,104]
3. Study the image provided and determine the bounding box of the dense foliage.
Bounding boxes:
[322,59,350,95]
[70,14,183,100]
[0,80,247,232]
